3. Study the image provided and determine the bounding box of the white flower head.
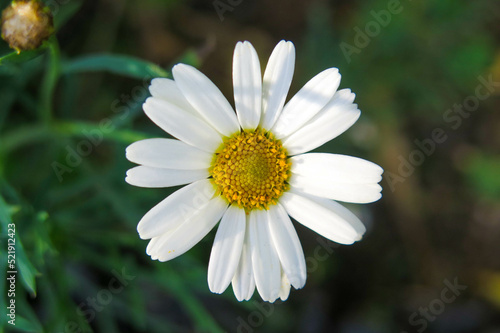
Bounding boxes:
[126,40,383,302]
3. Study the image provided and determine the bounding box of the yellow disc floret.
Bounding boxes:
[210,129,291,211]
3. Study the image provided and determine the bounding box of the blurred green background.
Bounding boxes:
[1,0,499,332]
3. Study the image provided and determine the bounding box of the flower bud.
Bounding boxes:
[1,0,53,53]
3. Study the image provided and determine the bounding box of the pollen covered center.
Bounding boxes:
[210,130,290,210]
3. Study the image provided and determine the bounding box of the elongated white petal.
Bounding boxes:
[330,88,356,105]
[268,204,306,289]
[283,102,360,156]
[126,138,212,170]
[289,175,382,203]
[208,205,246,294]
[289,153,383,203]
[290,153,383,184]
[232,220,255,301]
[143,97,222,153]
[279,268,291,301]
[153,196,228,262]
[147,228,176,260]
[125,166,208,189]
[149,78,198,114]
[173,64,240,136]
[281,190,366,245]
[233,41,262,130]
[260,40,295,130]
[136,179,215,239]
[146,236,161,256]
[249,209,281,302]
[272,68,341,138]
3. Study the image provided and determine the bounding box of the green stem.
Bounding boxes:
[39,36,61,125]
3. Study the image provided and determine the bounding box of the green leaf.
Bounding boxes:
[15,233,39,296]
[0,196,39,296]
[0,45,48,66]
[0,194,11,227]
[6,315,42,332]
[53,121,153,144]
[62,54,170,79]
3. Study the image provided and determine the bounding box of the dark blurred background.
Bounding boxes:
[1,0,499,332]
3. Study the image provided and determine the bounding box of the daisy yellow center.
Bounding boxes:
[210,130,290,210]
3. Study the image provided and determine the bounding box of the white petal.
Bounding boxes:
[272,68,341,138]
[279,268,291,301]
[289,175,382,203]
[281,190,366,245]
[249,209,281,302]
[232,220,255,301]
[136,179,215,239]
[172,64,240,137]
[233,41,262,130]
[260,40,295,130]
[289,153,383,203]
[149,78,198,114]
[125,166,208,189]
[208,205,246,294]
[146,228,176,260]
[282,101,360,156]
[268,204,306,289]
[146,236,161,256]
[290,153,383,184]
[126,138,212,170]
[330,88,356,105]
[143,97,223,153]
[153,196,228,262]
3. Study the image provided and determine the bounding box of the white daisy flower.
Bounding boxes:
[126,40,383,303]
